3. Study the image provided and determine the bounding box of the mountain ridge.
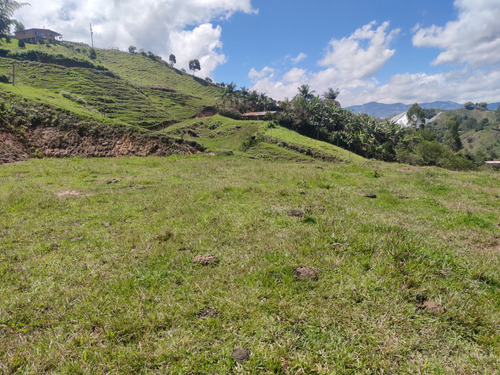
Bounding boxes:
[347,101,500,118]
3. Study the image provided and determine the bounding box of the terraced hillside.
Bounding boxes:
[0,40,220,128]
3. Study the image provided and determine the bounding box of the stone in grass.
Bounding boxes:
[416,300,445,316]
[103,221,111,227]
[196,306,219,319]
[193,253,219,266]
[287,209,303,217]
[292,266,319,281]
[232,348,251,363]
[364,193,377,198]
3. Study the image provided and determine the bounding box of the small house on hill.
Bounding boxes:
[14,28,62,44]
[241,111,277,120]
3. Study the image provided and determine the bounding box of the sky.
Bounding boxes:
[14,0,500,107]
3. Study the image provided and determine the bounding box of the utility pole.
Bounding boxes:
[90,23,94,48]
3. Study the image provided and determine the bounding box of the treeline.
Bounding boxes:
[273,86,477,170]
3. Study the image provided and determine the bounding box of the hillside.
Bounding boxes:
[425,108,500,160]
[0,41,220,128]
[1,40,361,165]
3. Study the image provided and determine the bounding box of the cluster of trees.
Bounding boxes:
[219,82,278,113]
[271,87,476,169]
[464,102,488,111]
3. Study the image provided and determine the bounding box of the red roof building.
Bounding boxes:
[14,28,62,43]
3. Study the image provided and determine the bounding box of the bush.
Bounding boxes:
[218,108,243,120]
[18,39,25,48]
[0,74,10,83]
[89,48,97,60]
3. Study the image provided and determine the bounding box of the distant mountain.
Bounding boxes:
[347,101,463,118]
[488,102,500,110]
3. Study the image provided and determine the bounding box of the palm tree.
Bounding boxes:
[322,87,339,101]
[297,84,315,100]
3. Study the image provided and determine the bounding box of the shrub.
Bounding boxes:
[0,74,10,83]
[89,48,97,59]
[18,39,25,48]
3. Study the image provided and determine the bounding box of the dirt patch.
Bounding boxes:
[416,299,445,315]
[292,267,319,281]
[364,193,377,198]
[57,190,91,198]
[193,253,219,266]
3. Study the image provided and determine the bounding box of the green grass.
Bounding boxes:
[1,156,499,374]
[0,41,221,127]
[263,125,366,162]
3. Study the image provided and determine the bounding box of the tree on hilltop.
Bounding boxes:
[189,59,200,76]
[128,45,136,53]
[169,54,176,65]
[464,101,474,110]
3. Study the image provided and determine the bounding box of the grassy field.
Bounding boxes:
[1,155,499,374]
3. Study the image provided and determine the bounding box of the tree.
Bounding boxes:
[297,84,315,100]
[128,45,136,53]
[464,102,474,110]
[189,59,200,75]
[496,104,500,123]
[89,48,97,60]
[407,103,425,127]
[322,87,339,101]
[443,115,462,151]
[478,102,488,111]
[0,0,28,40]
[169,54,176,65]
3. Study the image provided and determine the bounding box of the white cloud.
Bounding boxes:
[15,0,255,76]
[319,21,400,79]
[248,66,274,80]
[413,0,500,66]
[283,68,307,83]
[341,68,500,106]
[291,52,307,64]
[250,21,399,103]
[169,24,226,78]
[250,15,500,106]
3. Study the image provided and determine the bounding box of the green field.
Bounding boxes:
[1,156,499,374]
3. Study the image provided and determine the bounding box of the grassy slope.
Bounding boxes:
[0,156,499,374]
[163,116,365,163]
[0,41,221,127]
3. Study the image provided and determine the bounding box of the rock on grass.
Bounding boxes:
[231,348,250,363]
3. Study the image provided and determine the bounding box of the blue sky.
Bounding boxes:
[15,0,500,106]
